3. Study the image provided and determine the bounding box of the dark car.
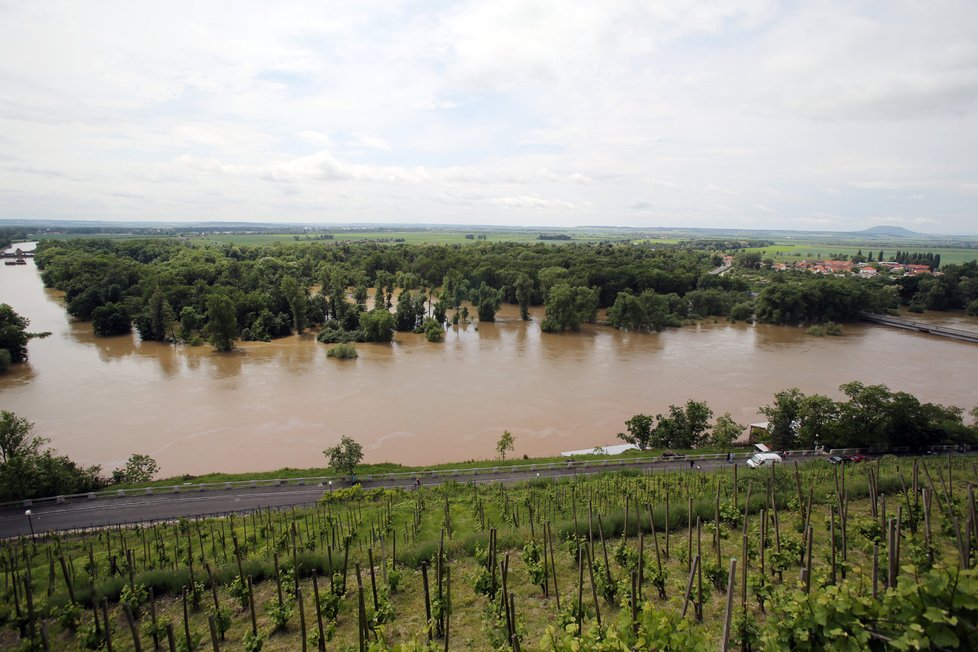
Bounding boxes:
[661,451,679,458]
[827,455,845,464]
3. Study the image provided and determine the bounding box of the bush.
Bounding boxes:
[317,320,364,344]
[423,317,444,342]
[729,302,754,323]
[326,343,358,359]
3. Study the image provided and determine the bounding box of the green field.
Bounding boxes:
[25,228,978,264]
[742,242,978,266]
[28,230,633,246]
[186,231,633,246]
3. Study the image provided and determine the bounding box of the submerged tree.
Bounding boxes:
[203,294,238,352]
[91,302,132,336]
[514,272,534,321]
[281,275,308,334]
[0,303,49,366]
[473,282,502,322]
[541,284,598,332]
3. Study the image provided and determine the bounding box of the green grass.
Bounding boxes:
[185,230,632,246]
[741,242,978,266]
[29,233,181,241]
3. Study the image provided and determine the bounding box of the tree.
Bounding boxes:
[359,308,396,342]
[728,302,754,322]
[203,295,238,352]
[514,273,534,321]
[541,284,598,332]
[395,290,423,331]
[710,413,744,448]
[112,453,160,484]
[538,267,569,300]
[656,400,713,449]
[423,317,444,342]
[323,435,364,475]
[281,276,308,334]
[759,388,805,450]
[353,283,369,312]
[733,252,762,269]
[92,302,132,336]
[473,282,502,322]
[179,306,201,340]
[0,410,36,465]
[441,270,470,313]
[0,303,33,363]
[607,292,646,330]
[496,430,515,460]
[797,394,838,449]
[0,410,105,501]
[618,414,656,450]
[145,287,176,341]
[831,382,893,448]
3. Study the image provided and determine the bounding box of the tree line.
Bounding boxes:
[31,238,974,353]
[0,411,161,502]
[760,381,977,451]
[618,382,977,453]
[32,239,717,348]
[894,261,978,314]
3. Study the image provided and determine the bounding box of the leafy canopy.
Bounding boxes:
[323,435,364,475]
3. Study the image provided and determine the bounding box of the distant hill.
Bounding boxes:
[852,225,920,237]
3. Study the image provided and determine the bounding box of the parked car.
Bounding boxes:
[827,455,845,464]
[848,454,869,463]
[747,452,783,468]
[661,451,679,458]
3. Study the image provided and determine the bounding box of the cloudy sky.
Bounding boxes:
[1,1,977,233]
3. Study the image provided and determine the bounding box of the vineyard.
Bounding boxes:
[2,456,978,651]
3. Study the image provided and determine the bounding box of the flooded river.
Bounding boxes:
[2,243,977,476]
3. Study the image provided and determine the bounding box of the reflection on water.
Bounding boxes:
[2,248,978,477]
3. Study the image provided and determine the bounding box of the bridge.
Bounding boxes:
[859,311,978,344]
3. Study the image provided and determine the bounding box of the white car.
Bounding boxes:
[746,452,783,468]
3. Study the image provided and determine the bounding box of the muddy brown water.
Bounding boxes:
[2,243,977,477]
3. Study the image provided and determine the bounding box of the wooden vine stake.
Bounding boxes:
[123,604,143,652]
[721,558,737,652]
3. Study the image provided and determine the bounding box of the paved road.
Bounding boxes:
[0,454,818,538]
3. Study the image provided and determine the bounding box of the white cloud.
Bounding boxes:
[489,195,576,210]
[0,1,977,233]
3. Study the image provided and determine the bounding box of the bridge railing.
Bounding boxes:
[860,312,978,339]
